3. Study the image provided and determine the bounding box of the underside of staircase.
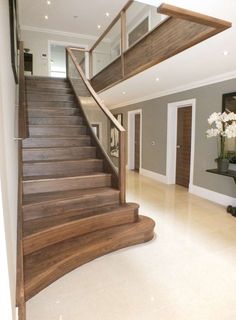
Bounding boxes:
[20,76,155,302]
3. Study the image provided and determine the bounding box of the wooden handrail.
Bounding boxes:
[158,3,232,29]
[67,48,125,133]
[19,41,28,139]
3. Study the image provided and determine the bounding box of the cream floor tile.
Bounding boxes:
[26,171,236,320]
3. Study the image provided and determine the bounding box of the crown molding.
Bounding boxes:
[20,25,110,43]
[109,70,236,110]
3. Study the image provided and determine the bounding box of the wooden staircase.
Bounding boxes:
[20,76,155,302]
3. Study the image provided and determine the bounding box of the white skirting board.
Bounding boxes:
[140,168,168,184]
[189,184,236,207]
[139,168,236,207]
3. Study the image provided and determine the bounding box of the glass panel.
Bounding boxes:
[126,1,167,49]
[92,19,121,77]
[68,52,120,173]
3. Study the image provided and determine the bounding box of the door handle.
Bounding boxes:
[176,145,181,149]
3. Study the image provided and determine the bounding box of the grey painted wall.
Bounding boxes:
[112,78,236,198]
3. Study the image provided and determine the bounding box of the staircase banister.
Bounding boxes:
[19,41,29,139]
[67,47,125,133]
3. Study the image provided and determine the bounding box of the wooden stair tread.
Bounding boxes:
[23,203,139,237]
[24,216,155,300]
[23,187,119,206]
[23,158,101,164]
[23,172,110,182]
[23,146,94,151]
[29,124,86,128]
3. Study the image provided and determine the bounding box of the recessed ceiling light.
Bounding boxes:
[122,91,126,95]
[73,15,78,19]
[97,25,101,29]
[45,15,49,20]
[105,12,110,17]
[155,77,160,82]
[223,51,229,56]
[47,0,51,5]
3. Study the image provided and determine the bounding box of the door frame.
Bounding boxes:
[48,40,89,78]
[166,98,196,187]
[128,109,142,170]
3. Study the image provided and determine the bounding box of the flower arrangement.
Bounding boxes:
[206,111,236,161]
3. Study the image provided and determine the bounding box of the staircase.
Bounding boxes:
[21,76,155,301]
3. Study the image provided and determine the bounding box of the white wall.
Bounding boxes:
[0,1,19,319]
[21,29,95,76]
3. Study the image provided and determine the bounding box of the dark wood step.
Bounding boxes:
[28,107,79,117]
[28,116,83,125]
[24,216,155,300]
[23,159,103,177]
[26,76,67,82]
[23,146,96,161]
[22,137,91,148]
[27,93,75,102]
[29,125,87,137]
[27,101,77,108]
[27,87,72,95]
[23,187,120,221]
[23,173,112,195]
[23,203,139,255]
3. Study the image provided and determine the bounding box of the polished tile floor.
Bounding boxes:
[27,171,236,320]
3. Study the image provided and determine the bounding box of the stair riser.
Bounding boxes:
[28,108,79,117]
[23,209,138,255]
[27,88,72,94]
[28,117,84,125]
[23,192,120,221]
[27,94,75,102]
[23,160,103,177]
[29,126,87,136]
[23,147,96,161]
[23,137,91,148]
[23,175,111,194]
[27,101,77,108]
[26,82,70,89]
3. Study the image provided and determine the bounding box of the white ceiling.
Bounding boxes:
[19,0,128,37]
[100,0,236,107]
[19,0,236,108]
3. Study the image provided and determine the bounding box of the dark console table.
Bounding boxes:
[207,169,236,216]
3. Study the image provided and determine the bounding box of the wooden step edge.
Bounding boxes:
[24,216,155,301]
[23,158,102,164]
[29,124,86,128]
[23,204,139,255]
[23,146,95,151]
[23,172,108,183]
[23,187,120,208]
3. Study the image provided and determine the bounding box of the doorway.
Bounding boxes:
[166,99,196,189]
[176,106,192,187]
[128,110,142,171]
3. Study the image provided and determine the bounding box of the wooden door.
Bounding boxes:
[134,114,140,171]
[176,106,192,188]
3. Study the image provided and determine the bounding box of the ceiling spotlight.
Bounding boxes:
[105,12,110,17]
[223,51,229,56]
[155,77,160,82]
[97,25,101,29]
[47,0,51,4]
[45,15,49,20]
[122,91,126,95]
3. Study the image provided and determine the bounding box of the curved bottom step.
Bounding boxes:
[24,215,155,301]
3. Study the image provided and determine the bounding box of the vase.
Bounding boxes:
[217,158,229,173]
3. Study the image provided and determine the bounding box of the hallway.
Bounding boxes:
[27,170,236,320]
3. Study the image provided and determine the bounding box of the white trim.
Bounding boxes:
[166,99,196,188]
[0,181,13,320]
[110,70,236,110]
[189,184,236,207]
[127,109,142,170]
[20,25,111,42]
[140,168,167,184]
[48,40,89,78]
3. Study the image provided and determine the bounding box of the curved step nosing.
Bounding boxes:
[24,217,155,301]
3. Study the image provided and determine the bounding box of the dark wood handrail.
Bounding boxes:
[67,47,126,203]
[19,41,29,139]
